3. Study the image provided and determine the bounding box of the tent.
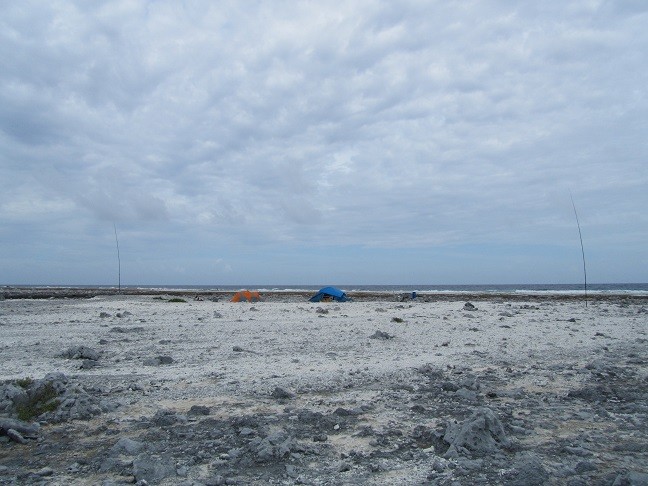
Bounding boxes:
[231,290,262,302]
[309,286,349,302]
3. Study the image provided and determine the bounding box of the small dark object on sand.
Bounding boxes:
[370,330,394,340]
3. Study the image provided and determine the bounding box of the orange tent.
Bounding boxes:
[231,290,262,302]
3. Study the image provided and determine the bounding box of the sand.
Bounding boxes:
[1,291,647,485]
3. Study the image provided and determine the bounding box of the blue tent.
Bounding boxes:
[309,286,349,302]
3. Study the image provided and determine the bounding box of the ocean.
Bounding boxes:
[20,283,647,295]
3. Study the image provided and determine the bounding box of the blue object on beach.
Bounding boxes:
[309,286,349,302]
[412,291,417,300]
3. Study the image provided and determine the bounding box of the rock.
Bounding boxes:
[6,428,27,444]
[206,475,226,485]
[369,330,394,340]
[41,372,69,393]
[443,444,461,459]
[507,453,549,486]
[285,464,298,478]
[99,457,133,474]
[143,356,174,366]
[213,311,223,318]
[0,384,27,413]
[111,437,145,456]
[566,478,589,486]
[337,461,352,472]
[444,407,510,455]
[232,346,244,352]
[61,346,100,361]
[271,387,295,399]
[567,385,608,402]
[612,471,648,485]
[152,409,186,427]
[0,418,40,438]
[132,454,176,484]
[49,392,105,421]
[463,302,477,311]
[441,381,460,392]
[99,399,119,413]
[563,445,593,457]
[2,374,112,424]
[315,307,329,314]
[80,359,100,369]
[430,457,449,472]
[458,375,480,390]
[35,467,54,477]
[455,457,484,473]
[110,326,145,333]
[575,460,597,474]
[247,431,304,463]
[99,312,111,318]
[187,405,211,416]
[455,388,478,401]
[334,407,359,416]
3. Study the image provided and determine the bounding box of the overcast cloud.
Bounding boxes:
[1,0,647,285]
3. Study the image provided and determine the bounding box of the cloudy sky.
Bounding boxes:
[1,1,647,286]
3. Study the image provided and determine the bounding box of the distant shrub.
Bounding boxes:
[16,381,60,421]
[168,298,187,303]
[16,377,34,388]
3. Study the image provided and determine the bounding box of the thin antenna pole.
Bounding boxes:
[570,193,587,307]
[113,223,121,292]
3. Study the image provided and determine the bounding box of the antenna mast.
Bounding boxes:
[113,223,121,292]
[570,194,587,307]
